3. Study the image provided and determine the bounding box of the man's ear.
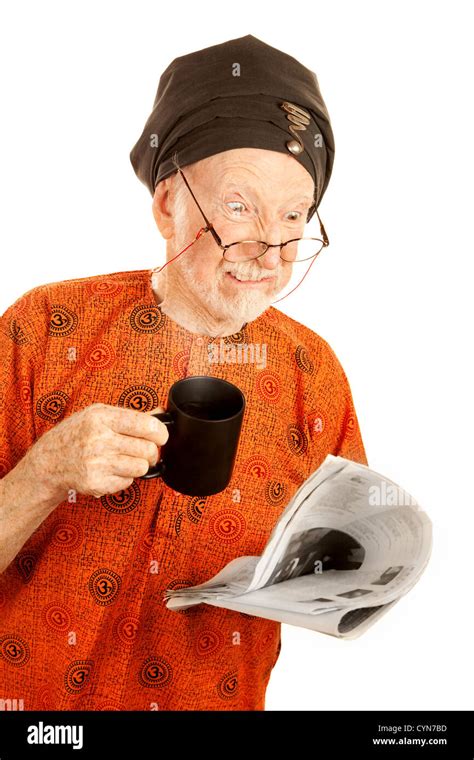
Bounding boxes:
[152,178,175,239]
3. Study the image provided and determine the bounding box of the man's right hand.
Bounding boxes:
[24,402,169,500]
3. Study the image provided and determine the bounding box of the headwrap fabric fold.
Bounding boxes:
[130,35,335,219]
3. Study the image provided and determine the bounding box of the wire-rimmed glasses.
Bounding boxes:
[170,157,330,264]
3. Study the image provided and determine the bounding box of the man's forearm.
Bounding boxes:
[0,452,66,574]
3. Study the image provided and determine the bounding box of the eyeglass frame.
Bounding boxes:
[169,160,330,263]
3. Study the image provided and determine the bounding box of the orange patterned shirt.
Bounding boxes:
[0,268,368,710]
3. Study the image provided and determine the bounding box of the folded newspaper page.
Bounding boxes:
[163,455,433,639]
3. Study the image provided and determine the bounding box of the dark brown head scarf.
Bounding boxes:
[130,34,335,221]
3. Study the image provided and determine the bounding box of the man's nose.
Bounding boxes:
[257,222,286,269]
[258,246,282,270]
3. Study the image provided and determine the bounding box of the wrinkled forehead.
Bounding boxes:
[186,148,315,200]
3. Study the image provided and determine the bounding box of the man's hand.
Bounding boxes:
[24,402,169,500]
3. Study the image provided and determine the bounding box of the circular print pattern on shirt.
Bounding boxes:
[51,521,83,551]
[165,579,193,595]
[18,377,32,406]
[138,656,173,688]
[8,318,28,345]
[256,626,278,656]
[64,660,94,694]
[83,340,116,370]
[118,385,160,412]
[137,530,155,553]
[175,511,184,536]
[15,552,36,583]
[113,614,140,647]
[243,455,271,479]
[49,305,78,337]
[42,602,73,632]
[187,496,207,524]
[343,408,357,439]
[194,628,225,657]
[295,344,314,374]
[287,424,308,456]
[255,370,281,403]
[223,328,248,344]
[101,482,141,515]
[129,304,166,334]
[88,569,122,606]
[172,350,190,376]
[265,479,287,505]
[97,701,126,710]
[209,509,246,543]
[217,671,239,700]
[0,634,30,667]
[36,390,69,422]
[87,280,124,298]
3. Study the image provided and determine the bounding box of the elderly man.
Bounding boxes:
[0,35,367,711]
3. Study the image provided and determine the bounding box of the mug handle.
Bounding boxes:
[139,411,174,480]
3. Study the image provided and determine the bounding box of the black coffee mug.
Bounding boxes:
[139,375,246,496]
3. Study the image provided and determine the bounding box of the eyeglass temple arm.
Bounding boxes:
[175,169,206,221]
[315,207,329,246]
[175,166,226,249]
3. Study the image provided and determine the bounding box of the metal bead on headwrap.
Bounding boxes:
[287,141,303,155]
[280,101,311,155]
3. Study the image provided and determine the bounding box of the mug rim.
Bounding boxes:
[169,375,246,423]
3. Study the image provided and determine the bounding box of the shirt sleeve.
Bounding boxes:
[319,337,369,467]
[0,291,43,479]
[333,368,368,466]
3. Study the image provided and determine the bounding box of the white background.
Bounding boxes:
[0,0,472,710]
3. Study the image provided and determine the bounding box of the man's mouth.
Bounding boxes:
[225,271,274,286]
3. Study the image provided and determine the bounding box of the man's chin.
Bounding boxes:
[215,285,274,324]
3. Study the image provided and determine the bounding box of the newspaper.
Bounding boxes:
[163,455,433,639]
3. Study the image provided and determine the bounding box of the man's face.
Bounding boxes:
[156,147,315,326]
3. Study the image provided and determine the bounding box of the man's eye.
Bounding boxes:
[224,203,303,220]
[226,201,246,214]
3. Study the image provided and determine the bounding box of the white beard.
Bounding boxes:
[151,182,291,334]
[181,252,285,322]
[152,243,290,334]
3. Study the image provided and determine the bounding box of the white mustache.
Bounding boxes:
[223,265,280,281]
